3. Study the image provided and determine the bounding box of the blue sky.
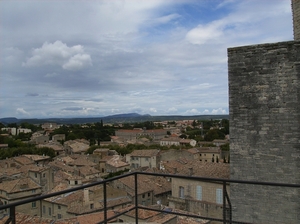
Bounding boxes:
[0,0,293,118]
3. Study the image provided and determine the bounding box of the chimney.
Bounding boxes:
[83,188,89,205]
[173,167,177,174]
[292,0,300,40]
[188,167,193,176]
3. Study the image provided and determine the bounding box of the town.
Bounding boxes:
[0,119,230,223]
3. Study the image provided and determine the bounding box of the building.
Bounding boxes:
[198,147,221,162]
[126,149,160,169]
[106,155,130,173]
[52,134,65,142]
[228,1,300,223]
[167,160,229,221]
[0,177,42,217]
[160,137,181,146]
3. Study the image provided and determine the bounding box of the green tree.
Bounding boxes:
[204,129,225,141]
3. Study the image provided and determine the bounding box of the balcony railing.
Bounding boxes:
[0,171,299,224]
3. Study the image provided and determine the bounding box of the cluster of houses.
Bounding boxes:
[0,122,229,223]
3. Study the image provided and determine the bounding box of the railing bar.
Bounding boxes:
[223,181,226,224]
[103,183,107,224]
[225,187,232,223]
[96,206,136,224]
[10,206,15,224]
[134,173,138,224]
[1,171,299,211]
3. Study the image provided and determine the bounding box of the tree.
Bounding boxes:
[204,129,225,141]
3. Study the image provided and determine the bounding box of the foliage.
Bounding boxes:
[0,146,56,160]
[204,129,225,141]
[104,169,130,179]
[220,143,230,151]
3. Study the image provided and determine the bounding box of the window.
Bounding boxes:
[32,189,36,193]
[90,203,94,209]
[142,194,145,198]
[148,192,150,197]
[58,205,61,209]
[75,180,78,185]
[48,207,51,216]
[58,214,62,219]
[196,186,202,200]
[145,157,149,161]
[32,201,36,208]
[179,186,184,198]
[43,173,46,178]
[142,201,146,205]
[34,173,37,178]
[216,189,223,204]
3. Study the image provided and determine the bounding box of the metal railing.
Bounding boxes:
[0,171,299,224]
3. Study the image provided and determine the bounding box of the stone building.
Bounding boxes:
[228,0,300,223]
[125,149,160,169]
[167,160,229,221]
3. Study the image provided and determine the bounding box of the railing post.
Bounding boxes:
[223,181,226,224]
[134,172,138,224]
[103,183,107,224]
[9,206,16,224]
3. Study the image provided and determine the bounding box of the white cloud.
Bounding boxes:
[167,107,178,113]
[186,21,223,45]
[62,54,92,71]
[149,108,157,113]
[185,109,200,115]
[16,108,30,116]
[211,108,227,114]
[23,41,92,71]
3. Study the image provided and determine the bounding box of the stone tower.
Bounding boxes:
[292,0,300,40]
[228,1,300,223]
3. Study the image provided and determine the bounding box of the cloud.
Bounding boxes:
[0,0,293,118]
[149,108,157,113]
[186,21,223,45]
[62,107,84,111]
[16,108,30,116]
[62,54,92,71]
[22,41,92,71]
[26,93,39,97]
[211,108,227,114]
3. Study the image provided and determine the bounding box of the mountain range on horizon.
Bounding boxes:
[0,113,229,125]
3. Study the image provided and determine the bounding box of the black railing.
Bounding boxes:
[0,171,299,224]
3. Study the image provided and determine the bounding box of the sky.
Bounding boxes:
[0,0,293,119]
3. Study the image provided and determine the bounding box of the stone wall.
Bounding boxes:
[228,41,300,223]
[292,0,300,40]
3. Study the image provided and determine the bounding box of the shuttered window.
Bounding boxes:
[196,185,202,200]
[216,189,223,204]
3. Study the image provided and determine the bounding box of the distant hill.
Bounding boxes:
[0,113,229,125]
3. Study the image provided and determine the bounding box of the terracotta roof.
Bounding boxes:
[0,213,53,224]
[13,156,35,165]
[78,166,100,177]
[160,137,181,142]
[23,154,50,161]
[68,156,97,167]
[164,159,229,179]
[106,155,129,168]
[54,210,116,224]
[116,175,154,195]
[129,149,159,157]
[38,142,64,151]
[0,177,41,193]
[187,148,199,154]
[0,167,22,177]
